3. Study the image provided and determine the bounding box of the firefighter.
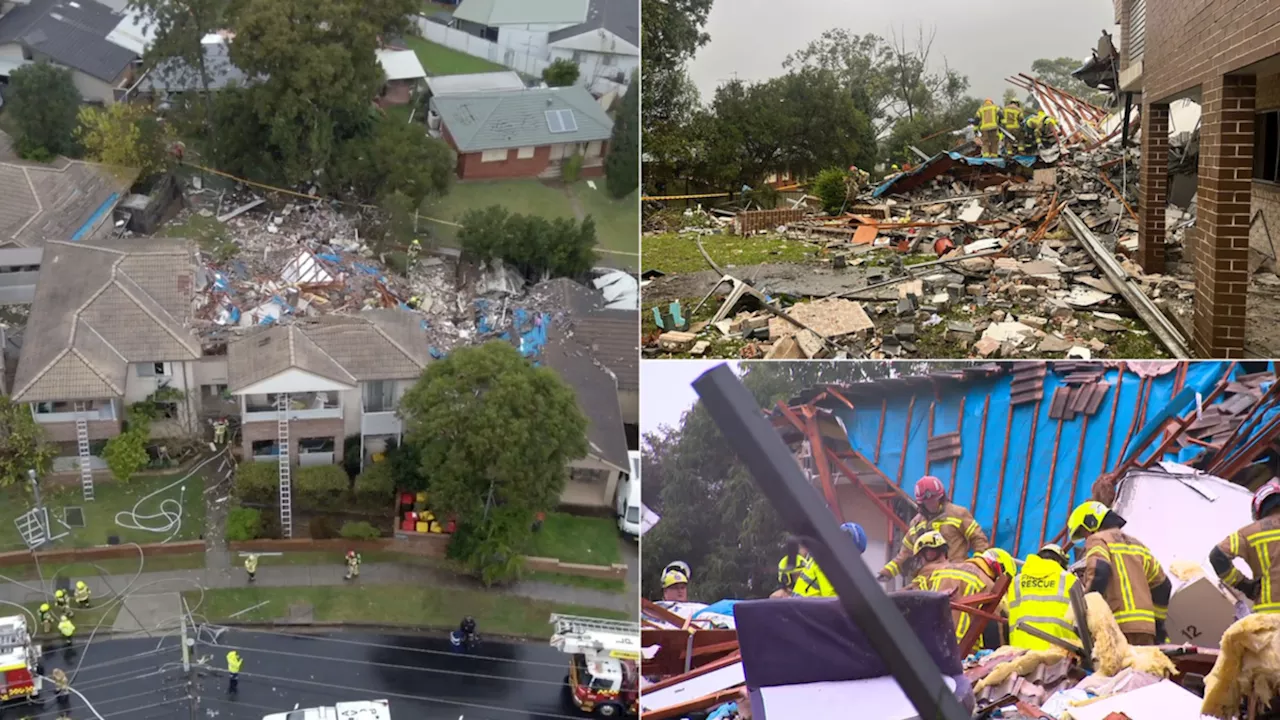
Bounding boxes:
[51,667,69,702]
[663,561,691,581]
[53,589,72,618]
[212,418,228,445]
[344,550,361,580]
[661,567,689,602]
[73,581,91,609]
[1210,478,1280,614]
[1007,544,1081,652]
[908,531,951,590]
[915,542,1009,644]
[226,650,242,693]
[878,475,990,583]
[57,615,75,648]
[38,603,54,634]
[1069,500,1171,645]
[973,99,1001,158]
[776,537,811,596]
[1001,100,1024,155]
[1038,112,1060,147]
[244,553,259,583]
[408,238,422,265]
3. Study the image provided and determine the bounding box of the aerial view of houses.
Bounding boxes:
[0,0,639,715]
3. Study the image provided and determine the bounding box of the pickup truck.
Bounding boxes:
[263,700,391,720]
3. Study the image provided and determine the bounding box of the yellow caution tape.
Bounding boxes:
[641,192,733,201]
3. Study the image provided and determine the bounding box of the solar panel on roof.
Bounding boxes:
[559,109,578,132]
[546,109,565,133]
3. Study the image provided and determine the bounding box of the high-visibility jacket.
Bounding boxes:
[777,553,810,590]
[882,503,989,580]
[921,560,992,642]
[910,560,948,590]
[976,103,999,131]
[1006,555,1081,651]
[74,584,90,603]
[1214,515,1280,614]
[227,652,243,673]
[1002,105,1023,130]
[793,558,836,597]
[58,618,75,638]
[1083,528,1168,636]
[244,555,259,573]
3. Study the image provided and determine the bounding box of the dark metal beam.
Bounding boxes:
[692,364,970,720]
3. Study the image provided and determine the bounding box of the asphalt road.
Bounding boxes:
[2,629,587,720]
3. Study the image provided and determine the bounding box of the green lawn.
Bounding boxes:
[643,232,819,275]
[526,513,621,566]
[403,35,505,76]
[187,585,627,638]
[0,472,206,553]
[573,182,639,263]
[0,553,206,582]
[524,571,626,594]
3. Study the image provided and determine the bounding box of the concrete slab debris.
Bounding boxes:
[767,298,873,339]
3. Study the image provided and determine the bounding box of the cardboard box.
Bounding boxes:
[1165,576,1237,648]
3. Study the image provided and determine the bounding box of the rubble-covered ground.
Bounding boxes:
[641,141,1272,360]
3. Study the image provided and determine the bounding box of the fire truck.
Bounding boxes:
[550,614,640,718]
[0,615,43,704]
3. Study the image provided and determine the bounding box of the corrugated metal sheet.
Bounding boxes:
[1129,0,1147,62]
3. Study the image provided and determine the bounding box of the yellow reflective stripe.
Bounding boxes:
[1085,545,1110,561]
[1110,546,1139,615]
[964,520,980,539]
[932,570,982,593]
[1257,533,1275,606]
[1113,609,1156,622]
[884,561,900,576]
[1254,602,1280,614]
[1246,529,1280,545]
[1222,567,1243,585]
[1153,606,1168,620]
[1229,532,1239,556]
[1008,594,1070,609]
[1016,615,1079,634]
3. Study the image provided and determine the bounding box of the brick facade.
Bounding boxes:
[40,418,122,443]
[1142,1,1280,104]
[1139,103,1170,271]
[240,418,345,464]
[1192,75,1257,357]
[442,125,608,181]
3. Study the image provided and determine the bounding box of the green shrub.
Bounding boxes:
[339,521,382,540]
[226,507,263,541]
[294,465,350,510]
[235,462,279,506]
[103,429,147,483]
[353,461,396,510]
[562,153,584,184]
[812,167,850,215]
[309,516,339,539]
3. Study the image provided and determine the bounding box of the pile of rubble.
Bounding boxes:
[646,135,1207,360]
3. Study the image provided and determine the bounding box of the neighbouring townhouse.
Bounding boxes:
[224,312,431,470]
[546,0,638,95]
[431,85,613,180]
[451,0,587,48]
[1119,0,1280,357]
[11,239,205,487]
[0,0,140,103]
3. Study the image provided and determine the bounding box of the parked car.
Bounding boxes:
[615,451,640,539]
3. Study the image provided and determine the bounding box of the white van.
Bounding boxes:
[262,700,390,720]
[616,450,641,539]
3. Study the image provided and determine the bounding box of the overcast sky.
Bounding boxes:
[640,361,738,435]
[687,0,1118,105]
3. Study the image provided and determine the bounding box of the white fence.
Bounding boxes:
[412,17,552,78]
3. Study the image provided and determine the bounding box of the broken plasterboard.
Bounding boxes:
[767,298,874,340]
[958,201,985,223]
[280,249,335,285]
[594,270,639,310]
[1065,285,1114,307]
[1065,679,1217,720]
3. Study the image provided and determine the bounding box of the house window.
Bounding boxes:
[572,50,584,62]
[35,401,74,414]
[1254,111,1279,183]
[298,437,335,454]
[517,146,536,159]
[550,144,566,160]
[363,381,396,413]
[201,384,228,399]
[481,148,509,163]
[586,140,602,158]
[601,54,615,67]
[155,402,179,420]
[251,440,279,458]
[136,362,170,377]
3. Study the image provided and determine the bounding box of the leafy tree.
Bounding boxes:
[605,74,639,199]
[328,118,453,205]
[128,0,227,131]
[642,361,973,600]
[642,0,713,180]
[5,62,80,160]
[75,104,171,180]
[542,58,580,87]
[103,430,148,483]
[353,461,396,510]
[400,342,588,584]
[811,167,850,215]
[0,397,55,488]
[457,206,597,281]
[1030,57,1110,106]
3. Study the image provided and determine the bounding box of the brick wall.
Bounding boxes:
[1139,103,1171,271]
[241,418,345,464]
[1143,0,1280,103]
[733,208,807,235]
[458,145,554,180]
[40,418,122,443]
[0,541,204,568]
[1192,75,1256,357]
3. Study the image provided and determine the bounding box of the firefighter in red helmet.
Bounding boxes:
[1210,478,1280,614]
[878,475,990,583]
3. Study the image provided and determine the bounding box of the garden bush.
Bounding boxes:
[562,153,584,184]
[353,461,396,511]
[309,516,339,539]
[339,521,382,540]
[226,507,263,541]
[294,464,350,510]
[235,462,279,505]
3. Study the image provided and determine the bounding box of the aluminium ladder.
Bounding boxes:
[276,394,292,538]
[74,402,95,501]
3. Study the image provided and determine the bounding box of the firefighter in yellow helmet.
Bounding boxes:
[1209,478,1280,614]
[913,535,1010,645]
[776,536,813,597]
[53,589,72,618]
[973,99,1001,158]
[57,615,75,648]
[1006,544,1082,652]
[1001,100,1023,156]
[661,567,689,602]
[73,581,91,608]
[38,602,54,634]
[908,531,951,590]
[1069,500,1170,645]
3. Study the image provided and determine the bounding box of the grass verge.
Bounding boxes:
[524,571,626,594]
[0,553,206,582]
[525,513,621,566]
[643,233,817,274]
[572,182,638,265]
[187,585,628,638]
[402,35,506,75]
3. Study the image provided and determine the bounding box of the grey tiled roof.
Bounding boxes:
[531,278,637,391]
[453,0,587,26]
[226,311,430,391]
[140,41,253,92]
[548,0,639,48]
[0,0,137,82]
[541,331,628,470]
[12,238,201,403]
[431,85,613,152]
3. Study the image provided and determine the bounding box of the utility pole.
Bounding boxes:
[180,598,197,720]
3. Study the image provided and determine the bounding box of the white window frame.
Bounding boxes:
[480,148,509,163]
[549,144,566,161]
[516,146,536,159]
[136,362,171,377]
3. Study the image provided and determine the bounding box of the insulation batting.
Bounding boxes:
[1166,560,1205,582]
[974,647,1070,692]
[1200,614,1280,719]
[1083,592,1179,679]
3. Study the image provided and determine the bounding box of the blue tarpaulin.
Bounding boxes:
[871,151,1040,198]
[827,362,1278,557]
